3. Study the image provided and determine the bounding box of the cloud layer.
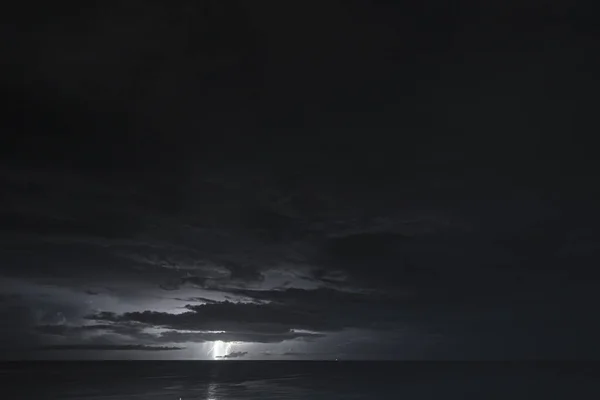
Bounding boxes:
[2,1,600,359]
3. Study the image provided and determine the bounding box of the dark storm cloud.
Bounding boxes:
[260,351,337,359]
[3,160,598,356]
[225,287,398,310]
[3,0,600,360]
[0,293,20,302]
[0,290,103,358]
[172,296,220,304]
[88,303,332,334]
[85,288,411,342]
[0,296,39,350]
[0,165,313,291]
[313,215,598,300]
[157,329,324,344]
[4,141,530,300]
[36,344,184,351]
[0,167,302,295]
[35,322,325,344]
[35,323,143,337]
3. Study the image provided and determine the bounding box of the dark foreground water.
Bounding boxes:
[1,361,598,399]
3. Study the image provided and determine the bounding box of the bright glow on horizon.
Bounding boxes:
[207,340,233,360]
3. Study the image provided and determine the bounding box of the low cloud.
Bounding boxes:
[86,287,406,341]
[173,296,220,304]
[35,323,143,337]
[36,344,184,351]
[154,329,324,344]
[35,322,325,345]
[216,351,247,359]
[261,351,336,358]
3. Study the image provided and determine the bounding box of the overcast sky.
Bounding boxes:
[1,1,599,360]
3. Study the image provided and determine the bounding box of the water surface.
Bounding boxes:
[1,361,597,399]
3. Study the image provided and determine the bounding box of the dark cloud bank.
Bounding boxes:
[1,1,599,359]
[37,344,184,352]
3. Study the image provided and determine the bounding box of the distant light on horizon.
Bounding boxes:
[208,340,233,360]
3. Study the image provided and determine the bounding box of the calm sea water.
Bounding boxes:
[1,361,598,399]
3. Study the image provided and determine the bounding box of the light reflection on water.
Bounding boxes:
[205,382,218,400]
[3,362,596,400]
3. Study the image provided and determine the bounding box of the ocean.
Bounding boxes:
[1,361,598,399]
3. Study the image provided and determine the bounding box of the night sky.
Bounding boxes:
[2,1,599,360]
